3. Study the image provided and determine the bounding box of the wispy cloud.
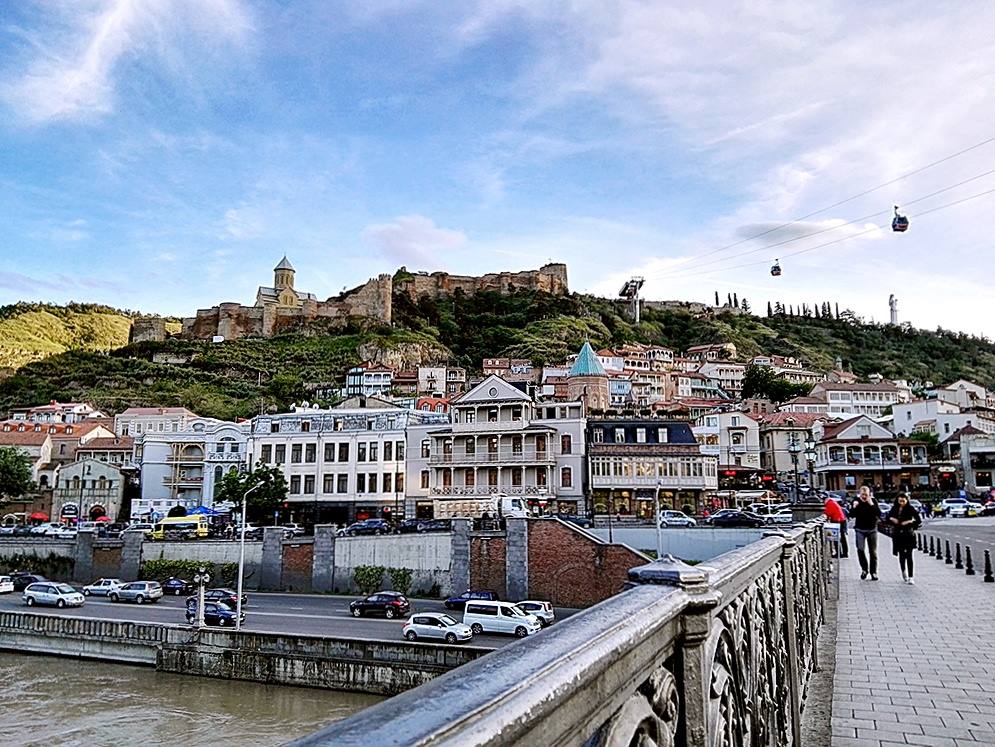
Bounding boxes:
[1,0,253,124]
[362,215,468,268]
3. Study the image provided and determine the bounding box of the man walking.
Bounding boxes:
[851,486,880,580]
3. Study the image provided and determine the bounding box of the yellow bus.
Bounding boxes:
[151,515,210,541]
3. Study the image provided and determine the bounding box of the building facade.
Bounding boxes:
[810,382,902,418]
[812,416,930,492]
[52,459,126,523]
[345,363,394,398]
[115,407,198,437]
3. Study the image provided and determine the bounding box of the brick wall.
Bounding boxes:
[281,542,314,592]
[92,547,123,580]
[469,535,506,598]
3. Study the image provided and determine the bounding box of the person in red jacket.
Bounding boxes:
[824,497,848,558]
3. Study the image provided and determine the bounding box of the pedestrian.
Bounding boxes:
[887,493,922,585]
[850,486,880,580]
[824,497,848,558]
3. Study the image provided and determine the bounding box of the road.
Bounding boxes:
[0,590,579,649]
[918,516,995,559]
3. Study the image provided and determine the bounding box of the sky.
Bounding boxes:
[2,1,995,336]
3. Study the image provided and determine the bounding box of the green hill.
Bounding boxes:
[1,290,993,421]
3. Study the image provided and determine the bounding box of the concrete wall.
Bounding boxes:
[333,534,452,595]
[0,538,76,561]
[144,540,264,589]
[587,527,770,561]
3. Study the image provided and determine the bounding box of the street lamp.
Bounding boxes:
[193,565,211,629]
[655,480,663,559]
[235,482,263,632]
[788,434,802,503]
[804,433,818,493]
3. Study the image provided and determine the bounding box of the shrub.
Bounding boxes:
[0,552,74,580]
[353,565,386,595]
[387,567,413,595]
[140,559,241,586]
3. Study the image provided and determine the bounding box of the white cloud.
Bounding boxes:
[221,207,263,240]
[1,0,253,124]
[362,215,467,268]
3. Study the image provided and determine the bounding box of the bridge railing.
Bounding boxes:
[292,520,827,747]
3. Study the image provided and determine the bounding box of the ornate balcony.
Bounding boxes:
[430,485,549,496]
[428,449,555,466]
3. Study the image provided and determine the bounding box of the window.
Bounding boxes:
[730,416,740,426]
[537,469,547,487]
[59,443,66,455]
[615,429,625,443]
[511,468,522,487]
[357,474,366,493]
[383,473,392,493]
[338,443,349,462]
[442,470,452,488]
[420,470,430,489]
[305,444,316,463]
[369,442,378,462]
[465,410,475,424]
[324,443,335,462]
[658,428,668,444]
[323,475,334,493]
[396,441,405,460]
[465,470,475,487]
[731,434,743,445]
[384,442,393,461]
[487,468,498,486]
[561,435,572,454]
[291,445,302,463]
[358,443,367,462]
[511,406,522,421]
[396,472,404,492]
[536,436,546,454]
[290,475,301,494]
[275,445,286,463]
[636,428,646,443]
[465,437,476,454]
[592,429,604,443]
[304,475,315,494]
[421,440,430,458]
[270,422,280,433]
[487,408,498,423]
[369,473,378,492]
[301,421,310,432]
[561,467,572,488]
[337,475,348,493]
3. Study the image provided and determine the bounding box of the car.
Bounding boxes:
[104,522,127,538]
[516,600,555,627]
[941,497,971,517]
[186,588,247,608]
[342,519,392,536]
[12,525,34,537]
[185,600,244,627]
[552,514,593,528]
[981,500,995,517]
[31,523,59,536]
[122,523,154,536]
[402,613,474,643]
[702,508,739,525]
[463,601,542,638]
[350,591,411,619]
[0,576,14,594]
[48,525,77,538]
[82,578,123,596]
[282,523,307,537]
[109,581,163,604]
[710,510,766,529]
[659,510,697,528]
[10,573,48,592]
[162,577,195,595]
[444,589,500,611]
[397,518,428,534]
[23,582,85,608]
[0,525,14,536]
[766,510,794,525]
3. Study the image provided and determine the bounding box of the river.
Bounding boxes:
[0,653,380,747]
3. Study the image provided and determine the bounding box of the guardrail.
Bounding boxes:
[293,520,827,746]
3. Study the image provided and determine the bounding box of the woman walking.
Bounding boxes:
[887,493,922,584]
[850,486,880,580]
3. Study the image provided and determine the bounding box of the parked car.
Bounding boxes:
[0,525,15,536]
[397,518,428,534]
[23,582,85,608]
[766,510,794,525]
[11,573,47,592]
[349,591,411,619]
[109,581,163,604]
[82,578,123,596]
[444,589,500,611]
[516,600,555,627]
[12,525,34,537]
[710,510,766,528]
[162,577,195,596]
[402,613,473,643]
[659,510,697,528]
[551,514,593,528]
[282,523,307,537]
[31,523,59,536]
[463,601,542,638]
[941,497,972,517]
[0,576,14,594]
[341,519,392,536]
[122,523,154,537]
[702,509,739,525]
[186,588,247,609]
[185,600,244,627]
[104,522,127,538]
[981,500,995,517]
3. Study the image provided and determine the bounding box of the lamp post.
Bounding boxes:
[236,482,263,632]
[193,565,211,629]
[788,434,802,503]
[804,434,817,495]
[655,480,663,559]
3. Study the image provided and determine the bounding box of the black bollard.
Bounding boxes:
[955,542,963,570]
[928,536,935,556]
[936,537,945,560]
[917,534,923,551]
[985,550,995,583]
[966,546,976,576]
[945,540,953,565]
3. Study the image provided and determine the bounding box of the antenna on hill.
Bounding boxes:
[619,277,645,323]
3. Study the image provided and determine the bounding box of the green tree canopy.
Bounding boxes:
[741,364,813,403]
[213,465,288,523]
[0,447,35,507]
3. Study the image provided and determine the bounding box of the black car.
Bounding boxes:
[710,510,766,529]
[343,519,392,536]
[162,577,195,596]
[12,525,34,537]
[551,514,593,528]
[185,600,244,627]
[397,518,427,534]
[187,588,247,609]
[11,573,47,591]
[444,589,500,611]
[349,591,411,619]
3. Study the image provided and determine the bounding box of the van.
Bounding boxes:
[463,600,542,638]
[150,515,210,541]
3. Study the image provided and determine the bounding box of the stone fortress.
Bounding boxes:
[130,257,568,342]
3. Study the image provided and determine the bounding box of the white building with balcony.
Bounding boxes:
[115,407,198,437]
[345,363,394,398]
[810,382,902,418]
[693,411,761,471]
[697,362,747,399]
[892,399,995,439]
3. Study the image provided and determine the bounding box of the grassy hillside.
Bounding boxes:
[0,302,180,369]
[2,290,993,420]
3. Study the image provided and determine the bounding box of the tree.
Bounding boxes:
[726,293,733,307]
[741,298,751,314]
[767,301,773,317]
[0,447,34,508]
[213,466,288,523]
[741,365,813,403]
[715,291,720,306]
[733,292,739,308]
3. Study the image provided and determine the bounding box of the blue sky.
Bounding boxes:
[2,1,995,336]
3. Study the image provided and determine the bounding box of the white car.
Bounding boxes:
[282,523,306,537]
[659,510,697,528]
[31,523,58,536]
[463,601,542,638]
[516,600,555,627]
[402,613,474,644]
[23,582,85,608]
[46,525,77,538]
[766,510,794,525]
[82,578,123,596]
[122,523,154,535]
[941,498,971,517]
[0,576,14,594]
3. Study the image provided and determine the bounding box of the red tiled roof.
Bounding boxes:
[0,431,50,446]
[78,436,134,450]
[118,407,197,416]
[760,412,836,427]
[820,416,865,439]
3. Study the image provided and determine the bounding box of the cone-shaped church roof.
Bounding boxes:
[569,341,607,377]
[274,255,295,272]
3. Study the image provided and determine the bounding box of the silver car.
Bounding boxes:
[82,578,123,596]
[23,582,85,608]
[109,581,163,604]
[402,613,474,643]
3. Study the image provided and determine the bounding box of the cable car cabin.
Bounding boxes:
[892,206,909,232]
[770,262,782,277]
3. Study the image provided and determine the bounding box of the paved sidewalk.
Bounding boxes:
[831,531,995,746]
